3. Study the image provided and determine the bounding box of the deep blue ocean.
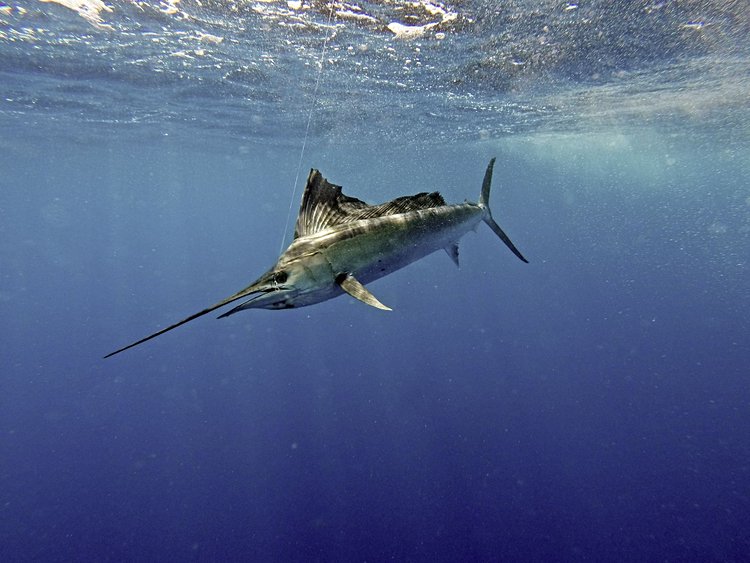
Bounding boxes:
[2,1,749,561]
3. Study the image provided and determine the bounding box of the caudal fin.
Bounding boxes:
[479,158,529,264]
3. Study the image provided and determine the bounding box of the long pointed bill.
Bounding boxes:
[103,280,269,359]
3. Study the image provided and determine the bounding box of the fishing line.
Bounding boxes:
[280,1,337,253]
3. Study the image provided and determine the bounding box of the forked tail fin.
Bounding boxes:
[479,158,529,263]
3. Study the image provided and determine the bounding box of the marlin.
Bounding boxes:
[104,158,527,358]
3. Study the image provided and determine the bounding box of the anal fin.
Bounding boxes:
[336,273,392,311]
[444,243,459,267]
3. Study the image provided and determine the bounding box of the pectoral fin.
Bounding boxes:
[336,273,392,311]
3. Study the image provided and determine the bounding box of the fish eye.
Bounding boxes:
[274,271,288,284]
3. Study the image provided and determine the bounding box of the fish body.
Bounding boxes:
[104,158,526,358]
[239,199,483,311]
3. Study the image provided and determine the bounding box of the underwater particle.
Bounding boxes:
[708,222,728,234]
[40,199,71,229]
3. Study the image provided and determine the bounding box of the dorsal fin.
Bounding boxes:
[294,170,368,239]
[351,192,446,220]
[294,169,447,239]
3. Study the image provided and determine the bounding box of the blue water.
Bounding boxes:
[2,1,750,561]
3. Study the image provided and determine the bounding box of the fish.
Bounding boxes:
[104,158,527,358]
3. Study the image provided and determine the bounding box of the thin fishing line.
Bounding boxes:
[280,2,336,253]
